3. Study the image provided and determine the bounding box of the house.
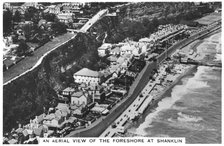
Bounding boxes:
[33,126,45,136]
[90,103,109,114]
[11,6,25,15]
[3,2,11,9]
[55,103,70,114]
[55,109,68,121]
[21,2,38,9]
[117,57,125,65]
[27,119,39,130]
[43,111,66,128]
[120,44,134,55]
[215,8,221,13]
[62,2,82,13]
[8,139,18,144]
[99,69,112,79]
[110,47,121,55]
[48,5,62,14]
[92,90,106,103]
[62,87,76,96]
[57,13,74,23]
[71,91,87,106]
[70,105,85,118]
[44,113,55,121]
[107,55,118,64]
[44,118,63,128]
[22,129,29,137]
[98,43,112,57]
[73,68,102,85]
[15,127,23,133]
[32,113,46,124]
[112,72,118,78]
[111,88,127,96]
[139,37,155,44]
[132,48,140,58]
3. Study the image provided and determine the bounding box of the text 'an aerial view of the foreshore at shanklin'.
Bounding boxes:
[3,1,222,144]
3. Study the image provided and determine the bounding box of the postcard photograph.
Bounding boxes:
[2,0,222,144]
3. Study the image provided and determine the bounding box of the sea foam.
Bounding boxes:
[134,66,209,135]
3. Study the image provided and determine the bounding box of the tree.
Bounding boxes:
[43,13,57,22]
[51,22,67,35]
[142,17,150,28]
[13,10,22,22]
[164,6,170,18]
[25,7,40,23]
[3,8,13,35]
[15,40,29,56]
[152,17,159,30]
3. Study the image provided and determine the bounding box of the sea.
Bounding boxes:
[127,63,222,143]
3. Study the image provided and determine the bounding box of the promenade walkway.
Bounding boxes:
[3,9,109,85]
[3,33,74,84]
[67,23,221,137]
[66,61,156,137]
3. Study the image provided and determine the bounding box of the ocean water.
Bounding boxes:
[128,66,221,144]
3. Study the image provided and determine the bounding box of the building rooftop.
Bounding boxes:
[74,68,101,77]
[111,47,121,54]
[63,87,75,92]
[55,103,70,113]
[98,43,112,50]
[48,5,56,8]
[71,91,83,97]
[107,55,118,62]
[8,138,17,144]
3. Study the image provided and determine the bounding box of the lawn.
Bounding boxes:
[195,13,221,25]
[4,33,74,83]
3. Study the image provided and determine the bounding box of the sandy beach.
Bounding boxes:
[100,29,221,137]
[100,59,196,137]
[126,31,221,142]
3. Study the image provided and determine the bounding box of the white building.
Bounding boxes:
[73,68,102,85]
[71,91,87,106]
[98,43,112,57]
[57,13,74,23]
[62,87,75,96]
[215,8,221,13]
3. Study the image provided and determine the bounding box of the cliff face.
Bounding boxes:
[3,2,214,133]
[3,33,99,132]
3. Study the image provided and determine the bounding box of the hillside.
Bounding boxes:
[3,2,216,133]
[3,33,99,132]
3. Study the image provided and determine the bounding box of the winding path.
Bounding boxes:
[3,9,109,86]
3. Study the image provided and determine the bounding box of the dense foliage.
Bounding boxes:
[3,2,218,133]
[100,2,215,43]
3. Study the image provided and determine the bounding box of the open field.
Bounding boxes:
[195,13,221,25]
[3,33,74,83]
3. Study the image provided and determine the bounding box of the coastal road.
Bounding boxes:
[156,24,221,64]
[81,9,109,32]
[3,9,109,85]
[68,24,221,137]
[67,61,157,137]
[3,33,74,85]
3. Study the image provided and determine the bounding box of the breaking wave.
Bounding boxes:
[177,112,203,122]
[134,66,209,136]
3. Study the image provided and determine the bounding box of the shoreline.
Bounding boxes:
[125,65,197,134]
[100,62,197,137]
[151,65,196,106]
[124,30,221,137]
[68,25,221,137]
